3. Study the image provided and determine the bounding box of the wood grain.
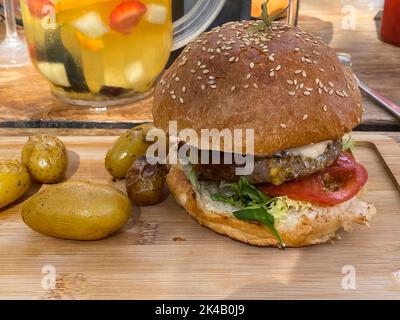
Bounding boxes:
[0,133,398,299]
[0,0,399,129]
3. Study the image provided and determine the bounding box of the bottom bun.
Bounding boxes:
[167,166,376,247]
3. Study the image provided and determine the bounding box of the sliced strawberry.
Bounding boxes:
[109,0,147,34]
[27,0,54,19]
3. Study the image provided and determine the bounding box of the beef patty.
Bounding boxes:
[192,140,342,185]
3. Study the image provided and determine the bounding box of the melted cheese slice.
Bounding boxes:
[286,140,331,159]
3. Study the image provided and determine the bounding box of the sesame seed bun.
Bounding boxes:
[153,21,363,156]
[167,166,376,247]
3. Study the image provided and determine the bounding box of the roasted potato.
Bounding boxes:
[22,134,68,184]
[126,157,167,206]
[105,123,155,179]
[21,180,132,240]
[0,160,31,210]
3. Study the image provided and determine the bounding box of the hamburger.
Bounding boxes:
[152,19,376,248]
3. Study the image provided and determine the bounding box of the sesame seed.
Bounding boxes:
[202,47,206,52]
[280,124,287,128]
[246,73,252,80]
[171,95,177,100]
[203,70,210,74]
[316,78,320,84]
[208,80,215,85]
[182,86,186,93]
[228,57,235,62]
[200,64,206,69]
[303,114,309,120]
[329,89,334,95]
[250,62,255,69]
[197,76,203,80]
[270,71,275,77]
[180,97,184,104]
[302,70,307,77]
[323,105,328,112]
[216,48,221,53]
[318,68,325,72]
[209,76,216,80]
[253,83,259,89]
[242,84,249,89]
[288,91,296,96]
[294,47,300,52]
[275,65,282,71]
[175,77,180,82]
[172,73,177,78]
[209,55,215,60]
[162,89,165,94]
[235,57,240,62]
[295,69,302,74]
[304,91,311,96]
[201,84,206,90]
[318,88,323,95]
[190,69,196,74]
[230,85,236,92]
[294,79,298,85]
[170,90,175,94]
[197,61,201,66]
[268,54,275,61]
[210,85,217,89]
[357,103,361,108]
[287,80,294,85]
[357,117,361,123]
[328,82,334,87]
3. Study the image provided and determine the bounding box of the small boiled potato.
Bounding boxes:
[126,157,167,206]
[22,135,68,184]
[21,180,132,240]
[0,160,31,210]
[105,123,155,179]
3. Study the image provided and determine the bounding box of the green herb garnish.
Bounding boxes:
[342,135,356,153]
[247,0,290,34]
[211,177,286,247]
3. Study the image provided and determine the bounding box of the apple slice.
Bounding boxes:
[109,1,147,34]
[72,11,109,39]
[146,4,167,25]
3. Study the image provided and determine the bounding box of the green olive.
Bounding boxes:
[105,123,155,179]
[0,160,31,210]
[22,135,68,184]
[126,157,167,206]
[22,180,132,240]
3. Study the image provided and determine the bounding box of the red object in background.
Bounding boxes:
[380,0,400,46]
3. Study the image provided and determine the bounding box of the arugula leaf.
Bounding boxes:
[234,208,285,247]
[211,194,243,209]
[189,167,199,191]
[212,177,286,247]
[247,0,289,35]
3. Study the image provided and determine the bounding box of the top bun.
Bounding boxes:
[153,21,363,156]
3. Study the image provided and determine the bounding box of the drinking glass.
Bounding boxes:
[0,0,30,68]
[287,0,300,26]
[19,0,226,107]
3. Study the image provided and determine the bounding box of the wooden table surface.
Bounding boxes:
[0,0,399,131]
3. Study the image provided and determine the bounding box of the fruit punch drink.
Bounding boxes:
[20,0,172,105]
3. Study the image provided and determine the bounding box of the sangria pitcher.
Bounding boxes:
[20,0,226,106]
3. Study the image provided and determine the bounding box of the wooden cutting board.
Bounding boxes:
[0,133,399,300]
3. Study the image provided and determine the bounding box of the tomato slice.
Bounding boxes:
[259,152,368,206]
